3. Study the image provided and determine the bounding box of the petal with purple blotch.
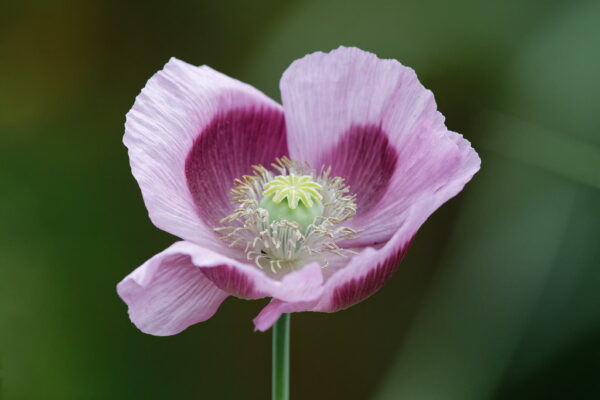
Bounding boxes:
[118,241,325,334]
[125,58,287,250]
[280,47,480,247]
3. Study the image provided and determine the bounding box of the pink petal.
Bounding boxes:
[253,130,480,331]
[254,108,480,331]
[253,299,316,332]
[125,58,287,248]
[318,124,398,214]
[119,241,324,310]
[185,106,288,229]
[280,47,480,246]
[117,243,229,336]
[253,219,416,331]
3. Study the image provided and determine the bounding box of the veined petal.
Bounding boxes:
[252,208,417,331]
[280,47,480,246]
[122,241,324,304]
[125,58,287,248]
[253,299,316,332]
[117,243,229,336]
[253,133,479,330]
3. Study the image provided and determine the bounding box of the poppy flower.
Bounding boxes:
[117,47,480,335]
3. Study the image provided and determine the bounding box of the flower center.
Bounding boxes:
[260,174,324,232]
[216,157,358,273]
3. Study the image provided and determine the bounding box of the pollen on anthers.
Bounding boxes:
[215,157,359,274]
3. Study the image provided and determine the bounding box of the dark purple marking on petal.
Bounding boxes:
[185,107,288,228]
[317,124,398,215]
[331,237,414,311]
[201,265,257,299]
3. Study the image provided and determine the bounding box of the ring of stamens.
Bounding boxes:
[215,157,359,273]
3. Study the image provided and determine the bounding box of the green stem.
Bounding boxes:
[272,313,290,400]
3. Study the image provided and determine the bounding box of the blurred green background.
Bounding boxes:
[1,0,599,399]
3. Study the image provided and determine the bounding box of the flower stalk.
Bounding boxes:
[272,313,290,400]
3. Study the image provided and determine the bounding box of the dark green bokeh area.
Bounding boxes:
[1,0,599,399]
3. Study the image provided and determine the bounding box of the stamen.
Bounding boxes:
[216,157,358,273]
